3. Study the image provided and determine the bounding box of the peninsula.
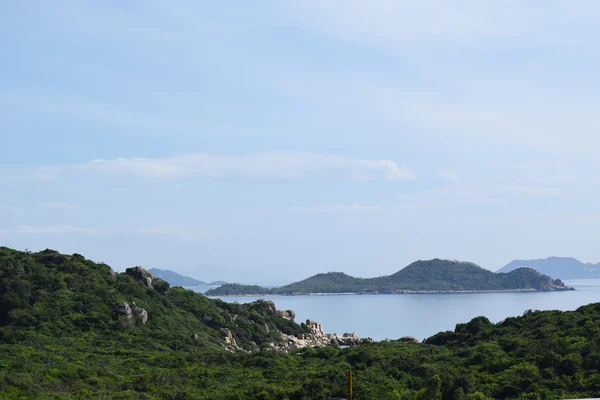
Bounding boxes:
[205,259,572,296]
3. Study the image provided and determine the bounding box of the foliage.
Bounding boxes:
[0,247,598,399]
[206,259,571,296]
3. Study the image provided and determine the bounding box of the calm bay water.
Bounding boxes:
[207,279,600,341]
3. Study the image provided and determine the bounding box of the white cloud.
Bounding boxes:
[497,185,563,198]
[38,202,80,210]
[439,169,460,183]
[0,225,208,240]
[278,1,600,53]
[18,151,415,182]
[289,204,384,213]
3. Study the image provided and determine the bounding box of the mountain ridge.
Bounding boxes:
[206,259,572,296]
[147,267,225,287]
[498,256,600,279]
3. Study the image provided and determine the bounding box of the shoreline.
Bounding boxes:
[207,287,575,297]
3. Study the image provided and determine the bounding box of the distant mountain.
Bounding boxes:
[147,268,225,287]
[206,259,572,296]
[497,257,600,280]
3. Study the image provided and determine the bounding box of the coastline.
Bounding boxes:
[207,287,575,297]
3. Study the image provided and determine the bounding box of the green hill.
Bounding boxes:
[2,246,600,399]
[205,259,572,296]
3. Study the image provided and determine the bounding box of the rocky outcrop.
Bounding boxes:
[115,301,148,325]
[269,319,372,353]
[221,328,238,350]
[116,302,133,322]
[126,266,153,289]
[131,303,148,324]
[399,336,419,344]
[276,309,296,321]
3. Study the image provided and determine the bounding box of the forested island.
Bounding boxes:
[205,259,572,296]
[1,246,597,399]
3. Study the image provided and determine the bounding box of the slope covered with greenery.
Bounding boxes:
[2,246,599,399]
[206,259,571,296]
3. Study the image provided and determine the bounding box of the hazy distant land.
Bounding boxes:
[147,268,225,287]
[498,256,600,280]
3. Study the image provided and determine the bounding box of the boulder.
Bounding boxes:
[306,320,324,336]
[399,336,419,344]
[125,266,153,288]
[115,301,148,325]
[116,302,133,321]
[252,299,276,312]
[191,334,199,340]
[276,309,296,321]
[221,329,237,347]
[130,302,148,325]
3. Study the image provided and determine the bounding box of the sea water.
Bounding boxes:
[203,279,600,341]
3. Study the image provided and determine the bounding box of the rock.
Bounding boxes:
[276,309,296,320]
[115,301,148,325]
[252,299,276,312]
[191,334,199,340]
[125,266,153,288]
[306,319,324,335]
[221,329,237,347]
[116,302,133,321]
[131,303,148,325]
[108,268,117,278]
[399,336,419,344]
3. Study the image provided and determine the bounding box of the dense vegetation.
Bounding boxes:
[147,268,225,287]
[1,247,599,399]
[206,259,571,296]
[498,256,600,279]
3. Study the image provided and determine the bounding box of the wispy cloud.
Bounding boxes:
[289,204,384,213]
[0,225,209,240]
[439,169,460,183]
[0,90,225,138]
[279,1,600,53]
[38,202,80,210]
[14,151,415,182]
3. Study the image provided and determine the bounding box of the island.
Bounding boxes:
[1,246,597,399]
[205,259,572,296]
[498,256,600,280]
[148,267,226,287]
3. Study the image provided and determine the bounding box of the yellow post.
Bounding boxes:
[347,370,353,400]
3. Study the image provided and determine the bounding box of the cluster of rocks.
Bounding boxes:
[115,301,148,325]
[272,319,373,353]
[399,336,420,344]
[127,266,154,289]
[275,309,296,320]
[221,329,238,351]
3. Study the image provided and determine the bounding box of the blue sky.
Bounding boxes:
[2,1,600,284]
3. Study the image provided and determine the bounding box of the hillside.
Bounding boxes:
[206,259,572,296]
[498,257,600,279]
[147,268,225,287]
[0,247,310,351]
[3,246,600,398]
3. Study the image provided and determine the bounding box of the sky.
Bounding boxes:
[2,1,600,284]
